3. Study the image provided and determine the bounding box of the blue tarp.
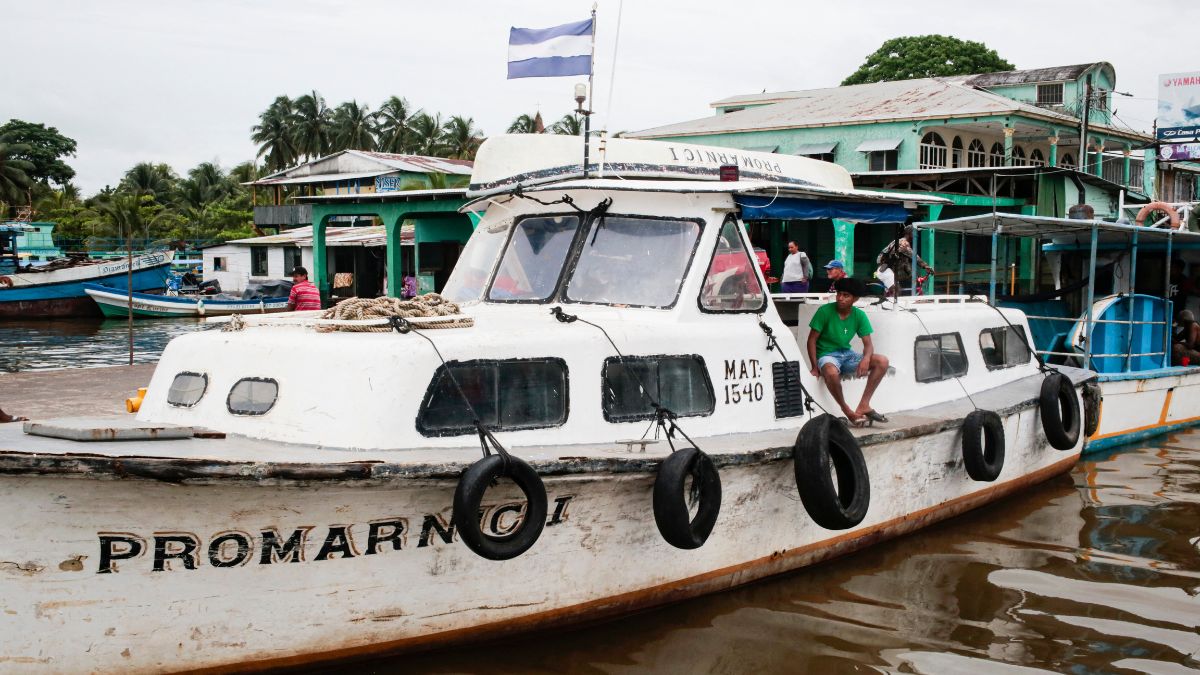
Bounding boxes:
[736,196,909,224]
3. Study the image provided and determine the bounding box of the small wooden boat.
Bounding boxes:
[82,283,290,319]
[0,251,174,319]
[0,136,1091,671]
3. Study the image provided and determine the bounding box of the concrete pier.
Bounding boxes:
[0,364,156,419]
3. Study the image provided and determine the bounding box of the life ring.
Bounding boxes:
[0,276,12,288]
[1040,373,1081,450]
[652,447,722,549]
[1082,381,1102,438]
[962,409,1005,482]
[794,414,870,530]
[1134,201,1180,228]
[452,454,547,561]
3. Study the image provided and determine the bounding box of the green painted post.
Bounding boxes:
[1092,137,1104,177]
[1048,136,1059,167]
[312,216,329,304]
[923,204,944,294]
[1143,148,1157,198]
[832,219,854,276]
[385,214,406,298]
[1003,127,1015,167]
[1122,145,1132,187]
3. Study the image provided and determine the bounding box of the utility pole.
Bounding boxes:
[1077,74,1092,204]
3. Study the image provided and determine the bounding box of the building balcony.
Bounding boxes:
[253,204,312,228]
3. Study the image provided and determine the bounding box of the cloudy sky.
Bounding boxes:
[4,0,1197,194]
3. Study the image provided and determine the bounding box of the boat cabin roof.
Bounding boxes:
[914,213,1200,243]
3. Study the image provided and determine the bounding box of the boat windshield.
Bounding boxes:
[441,219,512,303]
[487,215,582,301]
[565,216,701,308]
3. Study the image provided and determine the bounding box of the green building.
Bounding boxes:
[628,63,1200,292]
[13,222,63,262]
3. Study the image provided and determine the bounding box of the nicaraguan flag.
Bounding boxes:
[507,18,593,79]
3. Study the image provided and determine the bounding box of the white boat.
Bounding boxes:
[914,212,1200,452]
[82,283,291,319]
[0,249,174,319]
[0,136,1090,672]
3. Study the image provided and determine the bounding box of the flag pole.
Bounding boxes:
[582,3,597,178]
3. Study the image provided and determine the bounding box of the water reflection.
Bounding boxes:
[0,318,211,372]
[374,433,1200,674]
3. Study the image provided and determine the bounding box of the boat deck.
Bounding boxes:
[0,366,1094,483]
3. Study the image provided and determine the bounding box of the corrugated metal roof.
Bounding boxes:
[224,225,413,248]
[250,150,473,186]
[349,150,473,175]
[952,63,1111,87]
[252,170,393,186]
[633,75,1147,142]
[794,142,838,155]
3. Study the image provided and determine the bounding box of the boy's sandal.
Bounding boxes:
[839,416,869,428]
[862,410,889,424]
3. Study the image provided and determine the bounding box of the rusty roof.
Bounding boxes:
[952,63,1113,87]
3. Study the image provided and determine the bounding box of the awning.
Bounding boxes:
[794,142,838,155]
[856,138,903,153]
[744,145,779,153]
[736,196,910,224]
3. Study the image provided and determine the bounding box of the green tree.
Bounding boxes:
[374,96,419,153]
[550,114,583,136]
[441,115,483,160]
[175,162,228,209]
[507,112,544,134]
[95,193,176,242]
[0,133,34,206]
[293,90,332,160]
[841,35,1014,86]
[251,96,298,172]
[409,112,445,156]
[119,162,177,200]
[331,100,376,152]
[0,119,77,187]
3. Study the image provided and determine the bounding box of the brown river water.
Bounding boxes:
[365,434,1200,674]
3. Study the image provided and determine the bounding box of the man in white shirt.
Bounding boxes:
[780,241,813,293]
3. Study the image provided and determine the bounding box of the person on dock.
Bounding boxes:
[877,226,933,295]
[824,259,847,292]
[807,277,890,427]
[1173,309,1200,366]
[287,266,322,312]
[780,241,813,293]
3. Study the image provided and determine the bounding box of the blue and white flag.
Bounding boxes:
[507,18,593,79]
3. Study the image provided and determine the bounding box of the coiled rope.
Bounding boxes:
[316,294,473,333]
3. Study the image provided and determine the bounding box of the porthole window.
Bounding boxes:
[167,372,208,407]
[914,333,968,383]
[417,358,568,436]
[980,326,1032,370]
[602,356,715,422]
[227,378,279,416]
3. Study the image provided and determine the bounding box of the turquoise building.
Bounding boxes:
[13,222,63,262]
[628,63,1200,292]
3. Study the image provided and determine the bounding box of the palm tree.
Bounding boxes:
[96,193,171,242]
[441,116,483,160]
[293,90,332,161]
[251,96,298,172]
[228,161,260,185]
[331,100,375,152]
[0,134,34,206]
[507,112,545,134]
[119,162,177,200]
[408,112,445,156]
[374,96,419,153]
[551,114,584,136]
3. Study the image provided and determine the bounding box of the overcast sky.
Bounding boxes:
[4,0,1197,194]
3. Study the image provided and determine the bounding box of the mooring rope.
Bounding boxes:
[316,294,473,333]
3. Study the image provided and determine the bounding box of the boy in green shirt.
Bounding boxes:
[806,278,890,426]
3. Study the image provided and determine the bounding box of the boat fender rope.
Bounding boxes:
[1082,381,1102,438]
[653,447,722,549]
[794,414,870,530]
[1040,372,1082,450]
[452,452,548,561]
[962,409,1005,482]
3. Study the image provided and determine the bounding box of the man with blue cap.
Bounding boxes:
[824,259,847,292]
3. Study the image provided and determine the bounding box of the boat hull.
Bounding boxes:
[0,394,1082,673]
[1085,366,1200,451]
[83,284,290,319]
[0,253,173,319]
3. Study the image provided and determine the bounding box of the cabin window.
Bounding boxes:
[1037,82,1064,105]
[566,216,701,308]
[227,377,279,415]
[212,257,227,272]
[251,247,268,276]
[980,326,1032,370]
[417,358,568,436]
[914,333,968,383]
[167,372,208,407]
[488,215,581,302]
[700,216,765,312]
[602,356,715,422]
[868,150,898,172]
[442,219,511,302]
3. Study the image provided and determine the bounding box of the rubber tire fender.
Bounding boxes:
[653,447,722,549]
[794,414,870,530]
[962,409,1005,482]
[452,454,548,561]
[1082,381,1102,438]
[1040,373,1081,450]
[0,276,12,288]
